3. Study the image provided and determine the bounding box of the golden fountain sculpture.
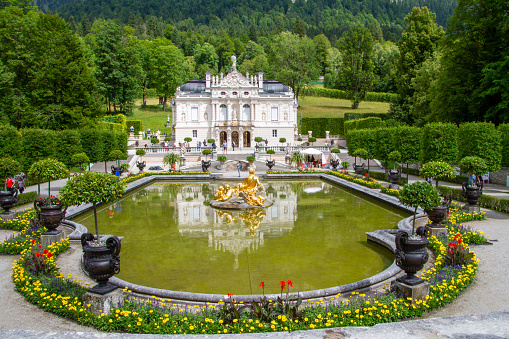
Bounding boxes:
[210,168,273,209]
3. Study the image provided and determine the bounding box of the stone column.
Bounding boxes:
[326,131,330,140]
[308,131,312,138]
[239,128,244,150]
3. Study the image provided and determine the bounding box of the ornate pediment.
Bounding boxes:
[216,71,252,88]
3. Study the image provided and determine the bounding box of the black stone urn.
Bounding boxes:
[81,233,121,295]
[353,163,365,174]
[0,190,18,214]
[34,200,68,235]
[425,195,451,227]
[394,230,429,285]
[330,159,339,170]
[266,160,275,171]
[462,181,483,206]
[201,160,211,172]
[386,168,401,184]
[136,160,146,173]
[111,165,122,176]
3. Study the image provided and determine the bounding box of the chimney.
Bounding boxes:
[258,72,264,90]
[205,72,211,89]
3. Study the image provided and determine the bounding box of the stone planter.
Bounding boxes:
[330,159,339,170]
[136,161,146,173]
[0,190,18,214]
[266,160,275,171]
[201,160,211,172]
[425,205,448,228]
[395,230,429,286]
[353,164,365,174]
[34,201,68,235]
[111,165,122,176]
[462,182,483,206]
[386,168,401,184]
[81,233,121,295]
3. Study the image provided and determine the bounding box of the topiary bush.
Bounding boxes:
[420,161,456,188]
[398,181,441,233]
[457,122,501,173]
[420,123,458,164]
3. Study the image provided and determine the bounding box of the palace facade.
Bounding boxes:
[171,56,298,149]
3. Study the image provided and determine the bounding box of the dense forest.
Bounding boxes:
[38,0,458,43]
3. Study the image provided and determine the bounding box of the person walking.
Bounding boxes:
[5,177,14,191]
[17,175,25,194]
[232,140,236,151]
[237,161,242,177]
[223,140,227,154]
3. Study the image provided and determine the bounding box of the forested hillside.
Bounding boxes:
[37,0,457,42]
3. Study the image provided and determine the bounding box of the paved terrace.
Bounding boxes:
[1,157,508,338]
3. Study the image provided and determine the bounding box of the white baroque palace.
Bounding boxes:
[171,56,298,148]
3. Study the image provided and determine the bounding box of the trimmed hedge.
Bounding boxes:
[344,112,389,120]
[498,124,509,167]
[14,191,38,207]
[126,120,143,135]
[98,121,123,133]
[300,117,345,137]
[420,123,458,164]
[344,117,383,135]
[438,186,509,214]
[21,129,57,171]
[55,130,83,168]
[457,122,501,172]
[301,87,398,103]
[401,167,468,184]
[0,124,21,159]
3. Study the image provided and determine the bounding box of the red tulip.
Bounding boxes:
[31,239,36,245]
[279,280,286,290]
[35,252,41,258]
[259,281,265,287]
[47,252,53,258]
[43,248,48,255]
[38,244,42,248]
[287,280,293,287]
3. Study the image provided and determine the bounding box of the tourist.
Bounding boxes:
[197,141,201,149]
[237,161,242,177]
[129,126,134,133]
[223,140,227,154]
[232,140,236,151]
[5,177,14,191]
[468,172,477,186]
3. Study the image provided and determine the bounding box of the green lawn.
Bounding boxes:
[131,98,172,134]
[297,96,390,118]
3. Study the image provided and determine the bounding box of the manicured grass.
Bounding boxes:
[131,98,172,134]
[297,96,390,118]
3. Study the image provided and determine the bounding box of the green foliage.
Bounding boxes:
[331,148,340,153]
[246,155,256,162]
[21,129,57,171]
[420,161,456,188]
[289,152,305,166]
[353,148,368,160]
[28,158,69,182]
[0,157,20,180]
[55,130,83,168]
[217,155,227,162]
[308,137,316,143]
[71,153,90,171]
[394,126,421,165]
[15,191,38,207]
[457,122,501,172]
[458,156,488,177]
[399,181,441,232]
[60,172,125,206]
[98,121,123,133]
[438,186,509,214]
[374,127,396,165]
[207,139,215,144]
[368,170,407,185]
[163,153,180,166]
[126,120,143,134]
[500,124,509,167]
[341,161,350,168]
[444,237,474,266]
[136,149,146,156]
[184,137,192,142]
[279,138,286,143]
[109,150,126,163]
[300,117,344,137]
[337,24,375,109]
[266,149,275,155]
[420,123,458,164]
[388,151,401,163]
[254,137,263,143]
[79,129,103,163]
[0,124,21,159]
[151,137,160,144]
[201,149,212,156]
[344,117,382,134]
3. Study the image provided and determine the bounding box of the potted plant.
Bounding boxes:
[163,152,181,171]
[279,137,286,151]
[109,150,127,176]
[217,155,227,169]
[386,151,402,184]
[150,137,160,145]
[289,152,305,170]
[352,148,367,174]
[202,149,212,160]
[266,149,275,160]
[71,152,90,174]
[60,172,125,294]
[459,156,488,206]
[419,161,456,188]
[0,157,20,214]
[28,158,69,199]
[308,137,316,146]
[254,137,263,147]
[396,181,441,285]
[136,149,146,172]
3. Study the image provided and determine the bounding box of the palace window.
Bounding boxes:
[271,107,278,121]
[272,129,277,137]
[220,104,227,121]
[243,104,251,121]
[191,107,198,121]
[192,130,197,137]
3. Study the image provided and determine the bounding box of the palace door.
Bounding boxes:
[243,131,251,147]
[232,131,239,148]
[220,131,227,145]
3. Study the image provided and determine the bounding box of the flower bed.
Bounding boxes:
[10,219,481,334]
[380,186,400,197]
[0,210,45,254]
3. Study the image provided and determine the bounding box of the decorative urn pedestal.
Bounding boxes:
[386,168,402,188]
[136,160,146,173]
[353,163,365,175]
[266,160,275,171]
[0,190,18,215]
[425,195,451,237]
[35,200,68,247]
[81,233,121,295]
[330,159,339,171]
[462,182,483,214]
[201,160,211,172]
[393,230,430,304]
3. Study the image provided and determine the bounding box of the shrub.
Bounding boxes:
[246,155,256,162]
[202,149,212,155]
[151,137,160,144]
[79,129,103,164]
[217,155,227,162]
[279,138,286,144]
[300,117,345,136]
[331,148,340,153]
[266,149,275,155]
[207,139,215,144]
[15,191,38,206]
[184,137,192,142]
[254,137,263,143]
[136,149,146,156]
[344,117,383,135]
[0,157,20,185]
[71,153,90,173]
[420,161,456,188]
[55,130,82,168]
[398,181,441,233]
[458,156,488,176]
[21,128,57,171]
[164,137,172,141]
[126,120,143,134]
[0,123,21,159]
[499,124,509,167]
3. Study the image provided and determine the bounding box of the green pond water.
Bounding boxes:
[73,180,408,295]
